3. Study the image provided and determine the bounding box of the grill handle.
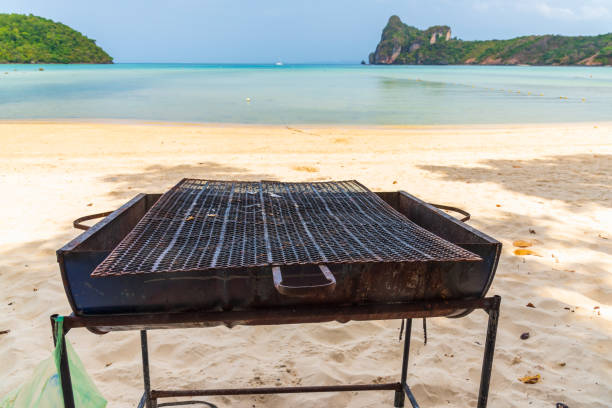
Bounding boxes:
[430,204,470,222]
[272,265,336,298]
[73,211,113,230]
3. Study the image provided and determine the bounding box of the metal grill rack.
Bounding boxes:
[93,179,479,277]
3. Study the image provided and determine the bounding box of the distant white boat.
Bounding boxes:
[275,61,283,66]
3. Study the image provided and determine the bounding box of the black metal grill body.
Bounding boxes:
[57,184,500,319]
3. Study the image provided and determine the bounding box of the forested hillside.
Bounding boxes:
[0,14,112,63]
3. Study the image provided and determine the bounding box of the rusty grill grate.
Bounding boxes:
[92,179,480,277]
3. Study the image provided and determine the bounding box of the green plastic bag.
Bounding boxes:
[0,317,107,408]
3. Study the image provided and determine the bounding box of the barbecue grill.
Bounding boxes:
[54,179,502,407]
[58,179,497,318]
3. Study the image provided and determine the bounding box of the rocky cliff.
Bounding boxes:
[369,15,612,66]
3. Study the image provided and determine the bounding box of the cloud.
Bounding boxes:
[471,0,611,21]
[471,1,492,12]
[534,3,575,19]
[533,1,611,20]
[578,4,611,19]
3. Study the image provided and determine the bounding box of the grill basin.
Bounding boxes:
[57,181,500,319]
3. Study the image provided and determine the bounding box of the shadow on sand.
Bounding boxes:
[417,153,611,329]
[418,153,611,209]
[101,161,277,200]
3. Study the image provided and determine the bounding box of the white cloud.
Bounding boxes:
[471,0,612,21]
[471,1,492,12]
[534,3,575,19]
[579,4,611,19]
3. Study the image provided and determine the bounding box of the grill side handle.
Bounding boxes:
[73,211,114,231]
[429,204,470,222]
[272,265,336,298]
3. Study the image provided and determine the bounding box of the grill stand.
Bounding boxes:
[50,296,500,408]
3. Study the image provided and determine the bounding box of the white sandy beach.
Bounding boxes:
[0,121,610,407]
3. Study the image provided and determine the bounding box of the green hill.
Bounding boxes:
[369,15,612,66]
[0,14,112,63]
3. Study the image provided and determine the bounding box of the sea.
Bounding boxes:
[0,63,611,125]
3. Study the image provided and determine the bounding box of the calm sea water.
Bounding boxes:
[0,63,611,124]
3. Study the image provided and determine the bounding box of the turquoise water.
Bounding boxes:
[0,63,611,124]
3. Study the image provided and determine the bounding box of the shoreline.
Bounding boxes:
[2,118,612,129]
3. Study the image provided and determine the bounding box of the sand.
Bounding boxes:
[0,121,610,407]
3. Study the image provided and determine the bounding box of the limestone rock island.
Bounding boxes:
[369,15,612,65]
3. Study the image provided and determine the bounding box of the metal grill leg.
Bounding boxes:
[394,319,412,408]
[477,296,501,408]
[141,330,156,408]
[51,316,76,408]
[59,335,76,408]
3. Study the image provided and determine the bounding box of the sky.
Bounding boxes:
[2,0,611,63]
